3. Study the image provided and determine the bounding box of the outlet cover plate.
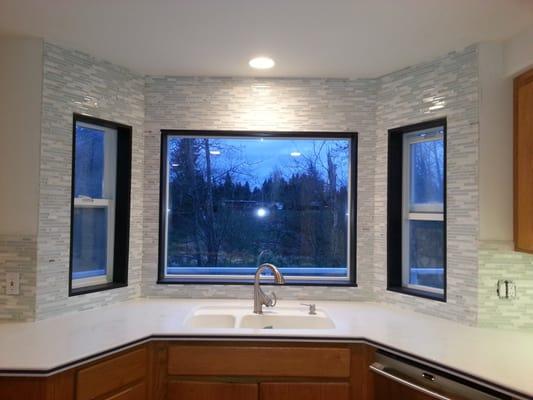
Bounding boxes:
[6,272,20,295]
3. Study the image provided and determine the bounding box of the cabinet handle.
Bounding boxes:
[369,362,452,400]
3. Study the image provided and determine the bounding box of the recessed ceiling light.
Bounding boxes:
[249,57,275,70]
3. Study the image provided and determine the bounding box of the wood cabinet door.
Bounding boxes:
[76,347,147,400]
[260,382,350,400]
[515,68,533,252]
[167,381,258,400]
[104,382,145,400]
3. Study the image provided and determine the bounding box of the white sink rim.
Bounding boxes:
[183,305,336,330]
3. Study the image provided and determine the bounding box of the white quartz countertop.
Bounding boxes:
[1,299,532,398]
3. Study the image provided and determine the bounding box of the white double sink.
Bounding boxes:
[184,305,335,330]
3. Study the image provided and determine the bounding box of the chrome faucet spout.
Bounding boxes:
[253,263,285,314]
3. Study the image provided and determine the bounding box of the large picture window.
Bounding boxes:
[387,119,446,300]
[69,114,132,295]
[159,131,357,285]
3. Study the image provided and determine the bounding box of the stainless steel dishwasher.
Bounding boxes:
[370,351,512,400]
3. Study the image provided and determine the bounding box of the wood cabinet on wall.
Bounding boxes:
[514,68,533,252]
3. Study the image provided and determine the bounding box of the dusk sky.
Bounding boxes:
[169,136,351,189]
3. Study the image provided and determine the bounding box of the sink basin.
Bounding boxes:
[184,306,335,330]
[239,313,335,329]
[184,308,236,328]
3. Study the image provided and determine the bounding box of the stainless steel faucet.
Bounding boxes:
[253,263,285,314]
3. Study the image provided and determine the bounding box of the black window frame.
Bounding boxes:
[387,118,447,301]
[68,114,132,296]
[158,130,358,287]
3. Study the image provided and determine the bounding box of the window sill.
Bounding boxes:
[157,277,357,287]
[70,282,127,297]
[387,286,446,302]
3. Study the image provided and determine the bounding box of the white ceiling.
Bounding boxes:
[1,0,533,78]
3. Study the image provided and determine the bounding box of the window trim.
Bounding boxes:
[69,114,132,296]
[157,129,358,286]
[387,119,447,302]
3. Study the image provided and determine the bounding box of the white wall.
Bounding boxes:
[478,42,513,241]
[504,25,533,77]
[0,36,43,235]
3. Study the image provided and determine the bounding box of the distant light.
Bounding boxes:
[256,207,268,218]
[209,150,221,155]
[171,163,179,167]
[290,151,302,157]
[249,57,275,70]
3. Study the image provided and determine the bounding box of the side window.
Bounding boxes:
[388,120,446,300]
[69,115,132,295]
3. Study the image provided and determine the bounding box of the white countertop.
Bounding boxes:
[1,299,532,398]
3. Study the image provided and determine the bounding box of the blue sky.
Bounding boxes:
[175,137,351,188]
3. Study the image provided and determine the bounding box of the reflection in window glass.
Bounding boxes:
[72,208,108,278]
[408,220,444,289]
[75,126,105,198]
[162,135,355,282]
[410,139,444,209]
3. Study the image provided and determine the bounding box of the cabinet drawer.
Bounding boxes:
[261,382,350,400]
[104,382,145,400]
[168,380,258,400]
[168,345,350,378]
[76,348,147,400]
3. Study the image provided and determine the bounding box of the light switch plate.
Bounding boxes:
[5,272,20,295]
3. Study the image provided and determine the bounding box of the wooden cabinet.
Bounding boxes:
[0,345,150,400]
[164,343,360,400]
[104,382,146,400]
[0,371,74,400]
[0,342,369,400]
[167,345,351,378]
[0,377,53,400]
[261,382,350,400]
[76,347,147,400]
[0,340,515,400]
[514,68,533,252]
[167,381,257,400]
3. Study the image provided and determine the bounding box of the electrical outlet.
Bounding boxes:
[496,279,516,300]
[5,272,20,295]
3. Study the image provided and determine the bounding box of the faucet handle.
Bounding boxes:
[301,303,317,315]
[266,292,277,307]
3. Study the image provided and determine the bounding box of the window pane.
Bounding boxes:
[408,220,444,290]
[164,136,352,280]
[71,121,117,287]
[75,125,105,198]
[72,207,108,278]
[409,137,444,209]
